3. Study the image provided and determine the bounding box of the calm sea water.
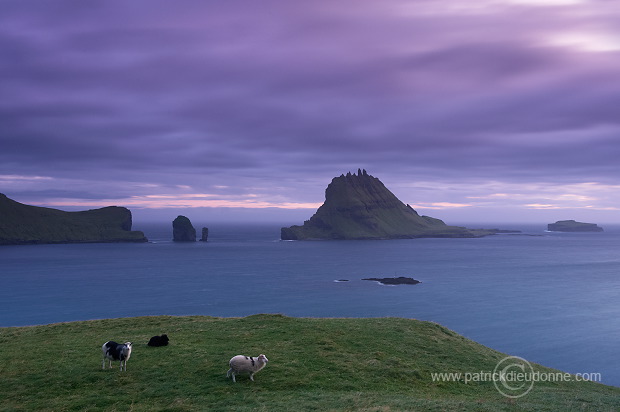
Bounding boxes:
[1,223,619,386]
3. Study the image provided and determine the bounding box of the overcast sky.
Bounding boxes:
[2,0,620,225]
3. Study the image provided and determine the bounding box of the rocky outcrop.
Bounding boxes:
[548,220,603,232]
[281,170,484,240]
[363,277,421,285]
[0,193,147,245]
[172,215,196,241]
[200,227,209,242]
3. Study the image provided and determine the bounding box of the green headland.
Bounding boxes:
[1,315,617,411]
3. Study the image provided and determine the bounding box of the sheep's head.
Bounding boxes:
[124,342,133,349]
[258,354,268,363]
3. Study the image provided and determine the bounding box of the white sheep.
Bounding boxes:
[226,354,268,382]
[102,341,132,371]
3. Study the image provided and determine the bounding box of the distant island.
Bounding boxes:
[0,193,147,245]
[547,220,603,232]
[281,170,507,240]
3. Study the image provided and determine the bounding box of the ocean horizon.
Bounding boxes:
[1,222,619,387]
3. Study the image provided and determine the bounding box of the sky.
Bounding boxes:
[2,0,620,225]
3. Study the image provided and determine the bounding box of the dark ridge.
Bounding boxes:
[0,193,147,245]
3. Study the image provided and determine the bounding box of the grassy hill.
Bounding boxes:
[1,314,617,411]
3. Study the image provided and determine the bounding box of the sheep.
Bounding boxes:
[147,334,169,347]
[226,354,268,382]
[102,341,132,371]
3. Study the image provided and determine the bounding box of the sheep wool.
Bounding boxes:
[226,354,268,382]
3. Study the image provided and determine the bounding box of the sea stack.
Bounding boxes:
[200,227,209,242]
[548,220,603,232]
[0,193,147,245]
[281,170,479,240]
[173,215,196,241]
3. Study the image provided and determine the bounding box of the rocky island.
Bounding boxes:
[547,220,603,232]
[0,193,147,245]
[363,276,421,285]
[173,215,197,241]
[281,170,500,240]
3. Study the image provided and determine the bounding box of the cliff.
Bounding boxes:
[281,170,485,240]
[0,193,147,245]
[548,220,603,232]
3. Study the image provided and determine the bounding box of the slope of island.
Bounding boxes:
[0,193,147,245]
[281,170,501,240]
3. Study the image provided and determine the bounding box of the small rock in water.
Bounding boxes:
[362,276,421,285]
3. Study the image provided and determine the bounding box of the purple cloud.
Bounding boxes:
[1,0,620,222]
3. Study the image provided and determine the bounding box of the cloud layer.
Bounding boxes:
[2,0,620,222]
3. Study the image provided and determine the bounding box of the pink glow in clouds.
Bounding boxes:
[2,0,620,223]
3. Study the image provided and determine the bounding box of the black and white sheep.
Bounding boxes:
[102,341,132,371]
[147,334,169,347]
[226,354,268,382]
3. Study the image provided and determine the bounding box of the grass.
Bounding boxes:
[1,314,618,411]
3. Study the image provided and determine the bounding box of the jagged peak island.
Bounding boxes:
[281,170,479,240]
[0,193,147,245]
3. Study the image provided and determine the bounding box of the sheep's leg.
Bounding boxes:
[231,372,236,383]
[249,373,254,382]
[226,368,232,378]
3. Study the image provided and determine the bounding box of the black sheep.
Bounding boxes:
[147,334,169,347]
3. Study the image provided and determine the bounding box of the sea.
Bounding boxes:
[1,222,619,387]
